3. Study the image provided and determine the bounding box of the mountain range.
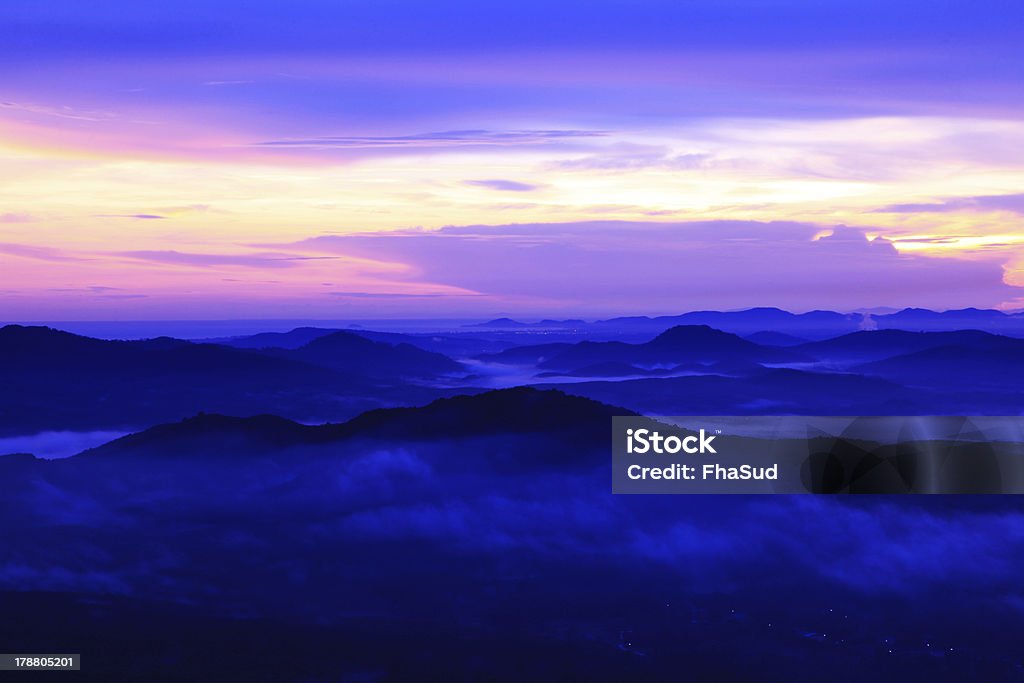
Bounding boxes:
[84,387,626,460]
[480,324,808,373]
[455,307,1024,339]
[6,317,1024,437]
[0,325,469,434]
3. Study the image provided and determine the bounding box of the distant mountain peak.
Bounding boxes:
[740,306,789,314]
[300,330,379,350]
[335,386,634,440]
[647,325,757,352]
[85,412,315,458]
[467,317,527,328]
[292,330,464,376]
[1,324,78,340]
[0,324,111,353]
[650,324,739,343]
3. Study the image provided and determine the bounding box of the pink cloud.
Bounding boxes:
[289,221,1022,314]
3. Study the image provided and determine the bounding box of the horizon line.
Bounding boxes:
[5,305,1024,327]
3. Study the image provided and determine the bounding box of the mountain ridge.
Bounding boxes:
[480,324,808,372]
[79,387,635,459]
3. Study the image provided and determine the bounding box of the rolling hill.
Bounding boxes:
[480,325,808,373]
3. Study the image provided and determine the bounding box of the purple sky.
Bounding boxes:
[1,0,1023,318]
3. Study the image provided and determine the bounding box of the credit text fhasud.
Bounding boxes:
[625,428,778,481]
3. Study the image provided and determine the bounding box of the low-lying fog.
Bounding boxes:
[0,430,128,459]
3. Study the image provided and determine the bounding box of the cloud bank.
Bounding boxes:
[290,220,1021,313]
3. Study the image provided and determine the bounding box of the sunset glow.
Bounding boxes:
[3,1,1024,317]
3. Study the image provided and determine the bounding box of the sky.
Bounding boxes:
[2,0,1024,319]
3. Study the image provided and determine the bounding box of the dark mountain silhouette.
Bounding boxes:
[9,317,1024,440]
[481,325,808,371]
[225,326,512,357]
[594,307,863,339]
[219,326,341,349]
[0,325,455,434]
[581,307,1024,338]
[331,386,631,441]
[855,345,1024,388]
[84,387,631,460]
[86,413,320,459]
[743,331,809,346]
[281,330,465,377]
[871,307,1024,334]
[353,330,514,357]
[0,324,320,376]
[472,318,588,328]
[546,366,996,416]
[795,329,1024,364]
[467,317,528,328]
[223,328,468,375]
[0,452,37,465]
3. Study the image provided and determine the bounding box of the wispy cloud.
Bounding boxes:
[0,100,119,122]
[253,129,609,150]
[328,291,476,299]
[0,212,33,223]
[464,179,540,192]
[117,250,341,269]
[48,285,125,293]
[874,193,1024,215]
[553,146,713,172]
[155,204,215,214]
[95,214,167,220]
[0,242,81,262]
